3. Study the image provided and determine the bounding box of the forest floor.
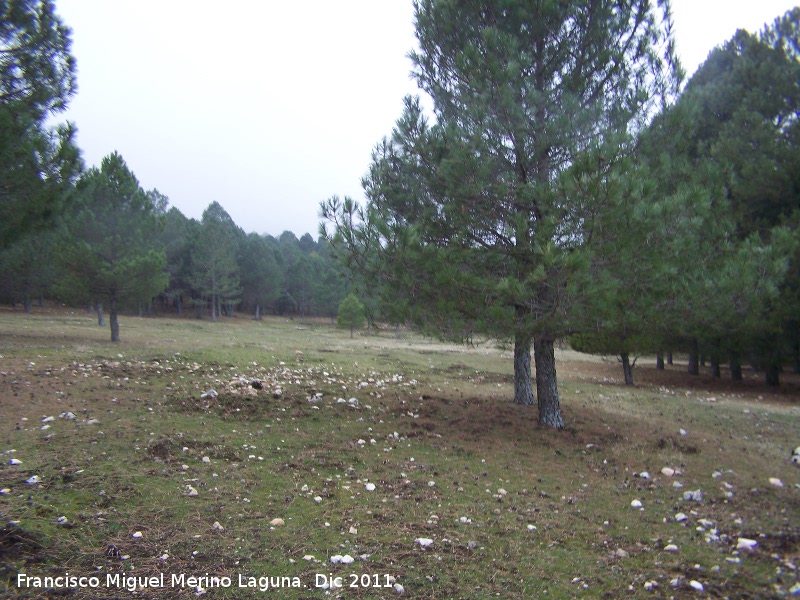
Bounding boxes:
[1,306,799,599]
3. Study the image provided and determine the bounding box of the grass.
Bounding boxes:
[1,306,799,599]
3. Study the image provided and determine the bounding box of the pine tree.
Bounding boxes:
[323,0,680,428]
[61,153,168,342]
[338,293,365,338]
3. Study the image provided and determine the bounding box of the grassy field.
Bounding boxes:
[1,307,799,599]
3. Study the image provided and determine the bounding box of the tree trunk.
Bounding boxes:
[255,304,260,321]
[23,294,32,314]
[211,293,217,322]
[109,298,120,342]
[666,352,673,365]
[513,331,535,405]
[687,339,700,375]
[656,353,665,370]
[97,303,105,327]
[730,352,743,381]
[534,335,564,429]
[765,364,780,386]
[711,360,721,378]
[621,353,634,385]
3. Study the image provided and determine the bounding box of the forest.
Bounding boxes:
[2,1,800,429]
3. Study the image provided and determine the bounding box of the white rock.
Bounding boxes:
[664,544,679,552]
[527,524,537,531]
[86,418,100,425]
[644,580,658,590]
[202,456,210,463]
[639,471,650,479]
[415,537,434,547]
[330,555,343,564]
[679,428,687,436]
[769,477,784,488]
[56,516,68,524]
[788,582,800,595]
[25,475,40,485]
[393,582,405,594]
[683,489,703,502]
[61,412,76,420]
[793,446,800,456]
[212,521,224,531]
[675,512,688,522]
[630,499,643,508]
[0,488,9,495]
[736,537,758,551]
[41,416,55,423]
[8,458,21,465]
[269,518,285,527]
[365,483,376,492]
[302,555,315,561]
[132,531,143,538]
[689,580,704,591]
[428,481,436,487]
[661,467,675,477]
[185,485,199,497]
[698,519,714,528]
[314,496,323,503]
[340,554,355,564]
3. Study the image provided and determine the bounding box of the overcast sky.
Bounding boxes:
[54,0,798,238]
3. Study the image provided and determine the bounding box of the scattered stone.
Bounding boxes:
[664,544,679,552]
[683,489,703,502]
[630,499,643,508]
[25,475,40,485]
[661,467,675,477]
[736,537,758,552]
[8,458,21,465]
[689,580,704,591]
[393,583,405,594]
[644,580,658,590]
[0,488,9,495]
[675,512,688,522]
[212,521,224,531]
[56,516,68,524]
[202,456,211,463]
[365,483,376,492]
[269,518,285,527]
[200,390,218,399]
[41,416,55,423]
[132,531,143,539]
[679,428,687,436]
[86,418,100,425]
[639,471,650,479]
[415,538,434,547]
[769,477,784,488]
[185,485,199,497]
[615,548,629,558]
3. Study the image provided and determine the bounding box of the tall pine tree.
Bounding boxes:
[323,0,680,428]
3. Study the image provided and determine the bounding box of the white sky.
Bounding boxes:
[53,0,798,238]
